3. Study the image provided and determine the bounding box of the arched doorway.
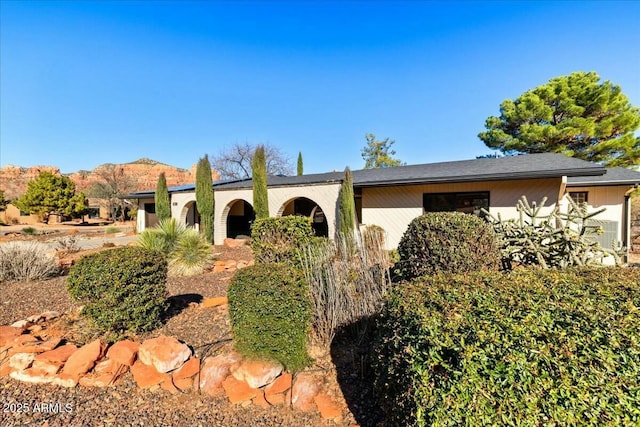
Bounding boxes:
[181,201,200,229]
[226,200,256,239]
[279,197,329,237]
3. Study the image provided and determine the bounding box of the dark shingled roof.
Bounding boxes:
[567,167,640,186]
[214,153,607,190]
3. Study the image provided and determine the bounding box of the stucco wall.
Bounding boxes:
[214,182,342,245]
[361,178,563,249]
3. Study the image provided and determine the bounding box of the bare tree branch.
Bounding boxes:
[211,142,293,180]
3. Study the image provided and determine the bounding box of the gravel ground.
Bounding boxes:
[0,244,374,427]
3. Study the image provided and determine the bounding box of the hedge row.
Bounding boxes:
[373,267,640,426]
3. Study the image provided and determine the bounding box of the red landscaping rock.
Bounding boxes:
[314,392,343,420]
[252,390,271,408]
[52,373,78,388]
[130,359,170,389]
[224,238,248,248]
[199,351,242,396]
[10,320,32,330]
[138,336,191,373]
[173,376,194,392]
[222,375,258,404]
[36,344,78,363]
[202,297,228,308]
[232,359,283,389]
[31,359,63,376]
[172,357,200,381]
[106,340,139,366]
[224,260,237,269]
[264,391,287,406]
[10,367,55,384]
[0,362,12,377]
[61,339,106,378]
[265,372,292,396]
[8,334,38,349]
[160,377,180,394]
[213,264,226,273]
[291,373,320,412]
[9,337,61,355]
[9,353,35,370]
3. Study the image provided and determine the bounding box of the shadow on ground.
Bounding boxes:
[164,293,203,320]
[330,317,384,427]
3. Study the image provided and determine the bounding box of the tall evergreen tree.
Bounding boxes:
[297,152,304,176]
[479,71,640,167]
[338,167,357,239]
[155,172,171,222]
[196,155,215,243]
[252,145,269,219]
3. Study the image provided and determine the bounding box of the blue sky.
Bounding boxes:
[1,1,639,174]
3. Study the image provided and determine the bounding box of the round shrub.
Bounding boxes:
[250,216,317,266]
[0,241,60,282]
[394,212,500,280]
[373,267,640,426]
[228,263,312,371]
[67,247,168,337]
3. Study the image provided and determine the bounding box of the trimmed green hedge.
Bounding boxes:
[250,216,318,266]
[67,247,168,337]
[373,268,640,426]
[394,212,500,280]
[228,263,312,371]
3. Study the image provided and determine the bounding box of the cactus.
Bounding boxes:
[483,196,625,269]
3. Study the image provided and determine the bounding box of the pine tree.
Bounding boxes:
[479,71,640,167]
[297,152,304,176]
[155,172,171,222]
[252,145,269,219]
[338,167,356,239]
[196,155,215,243]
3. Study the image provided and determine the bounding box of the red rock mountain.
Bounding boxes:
[0,158,218,200]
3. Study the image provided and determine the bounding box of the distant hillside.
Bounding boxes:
[0,159,218,200]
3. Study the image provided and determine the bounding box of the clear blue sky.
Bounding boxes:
[1,1,639,174]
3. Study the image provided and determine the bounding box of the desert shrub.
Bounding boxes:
[250,216,317,265]
[67,247,168,337]
[484,196,626,269]
[168,230,214,276]
[0,241,60,282]
[228,263,312,371]
[21,226,37,236]
[373,267,640,427]
[301,230,390,348]
[394,212,500,280]
[137,219,183,255]
[57,235,80,253]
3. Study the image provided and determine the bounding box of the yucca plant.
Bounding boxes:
[137,218,187,256]
[168,229,215,276]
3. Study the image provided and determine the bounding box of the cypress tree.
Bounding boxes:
[297,152,304,176]
[252,145,269,219]
[155,172,171,221]
[338,167,356,239]
[196,155,215,243]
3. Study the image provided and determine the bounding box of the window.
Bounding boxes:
[423,192,489,216]
[569,192,588,205]
[144,203,156,214]
[19,210,30,217]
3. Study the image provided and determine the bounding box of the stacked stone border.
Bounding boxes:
[0,300,344,424]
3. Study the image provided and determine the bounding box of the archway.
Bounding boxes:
[225,200,256,239]
[279,197,329,237]
[180,201,200,229]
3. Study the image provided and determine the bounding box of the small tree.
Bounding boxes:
[252,145,269,219]
[155,172,171,222]
[212,142,293,180]
[297,152,304,176]
[362,133,404,169]
[86,164,138,221]
[338,167,356,239]
[14,172,87,223]
[196,155,215,243]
